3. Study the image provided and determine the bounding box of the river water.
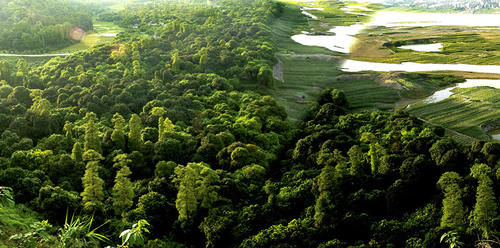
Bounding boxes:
[341,60,500,74]
[293,2,500,139]
[425,79,500,103]
[292,4,500,74]
[399,43,443,52]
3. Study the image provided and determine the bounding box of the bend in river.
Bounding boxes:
[292,5,500,74]
[424,79,500,103]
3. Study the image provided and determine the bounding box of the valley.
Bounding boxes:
[275,0,500,141]
[2,0,500,247]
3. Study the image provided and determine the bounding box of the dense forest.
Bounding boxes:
[1,0,500,247]
[0,0,93,52]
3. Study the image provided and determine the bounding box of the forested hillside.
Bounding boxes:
[1,0,500,247]
[0,0,93,52]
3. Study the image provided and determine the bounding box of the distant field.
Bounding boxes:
[351,26,500,65]
[273,56,406,120]
[273,55,342,121]
[270,2,338,55]
[52,21,123,53]
[271,1,463,121]
[271,1,396,120]
[409,87,500,139]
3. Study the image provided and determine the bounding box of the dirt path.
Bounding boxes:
[273,56,284,81]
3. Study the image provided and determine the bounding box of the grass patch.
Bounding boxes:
[396,73,464,98]
[52,21,123,54]
[274,56,402,120]
[0,204,42,248]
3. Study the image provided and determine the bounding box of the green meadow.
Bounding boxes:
[52,21,123,54]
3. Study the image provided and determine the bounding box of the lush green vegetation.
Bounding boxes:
[0,0,94,53]
[1,0,500,247]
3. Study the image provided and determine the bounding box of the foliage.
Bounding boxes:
[119,219,150,247]
[1,0,500,247]
[440,231,464,248]
[0,186,14,206]
[0,0,93,52]
[58,214,109,248]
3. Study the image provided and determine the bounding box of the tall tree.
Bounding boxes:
[128,114,142,151]
[347,145,364,176]
[80,150,105,213]
[470,163,497,238]
[172,51,181,71]
[174,162,220,220]
[112,154,134,216]
[437,172,465,230]
[84,112,102,154]
[26,97,52,138]
[158,116,175,142]
[314,164,336,226]
[111,113,126,150]
[71,142,83,162]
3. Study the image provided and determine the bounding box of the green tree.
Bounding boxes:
[347,145,364,176]
[128,114,142,151]
[314,165,336,226]
[83,112,101,154]
[172,51,181,71]
[174,162,220,220]
[71,142,83,162]
[26,97,52,138]
[470,163,497,238]
[80,150,105,213]
[257,65,273,88]
[112,154,134,216]
[361,132,385,175]
[111,113,126,150]
[437,172,465,230]
[158,116,175,142]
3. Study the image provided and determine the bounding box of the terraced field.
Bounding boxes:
[409,87,500,139]
[271,1,401,120]
[274,55,404,120]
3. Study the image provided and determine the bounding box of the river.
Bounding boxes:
[293,2,500,139]
[424,79,500,103]
[292,4,500,74]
